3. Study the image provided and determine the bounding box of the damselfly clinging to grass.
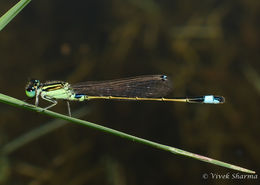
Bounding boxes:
[25,75,225,116]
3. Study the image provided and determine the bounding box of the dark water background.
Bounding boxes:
[0,0,259,184]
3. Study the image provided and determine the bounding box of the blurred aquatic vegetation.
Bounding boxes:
[243,64,260,94]
[0,0,259,184]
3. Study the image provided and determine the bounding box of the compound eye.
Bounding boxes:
[34,79,40,84]
[25,87,36,98]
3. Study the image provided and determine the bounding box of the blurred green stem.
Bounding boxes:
[1,107,90,155]
[0,93,255,174]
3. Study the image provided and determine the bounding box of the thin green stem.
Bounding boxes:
[0,0,31,31]
[0,93,255,174]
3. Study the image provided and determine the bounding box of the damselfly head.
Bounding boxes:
[160,75,168,81]
[25,79,40,98]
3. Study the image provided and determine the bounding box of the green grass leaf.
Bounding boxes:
[0,0,31,31]
[0,93,255,174]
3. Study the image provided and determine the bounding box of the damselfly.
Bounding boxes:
[25,75,225,116]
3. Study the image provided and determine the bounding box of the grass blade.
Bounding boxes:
[0,0,31,31]
[0,93,255,174]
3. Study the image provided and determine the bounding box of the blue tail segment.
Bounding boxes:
[204,95,225,104]
[187,95,225,104]
[75,94,85,99]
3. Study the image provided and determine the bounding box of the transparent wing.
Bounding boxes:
[71,75,173,98]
